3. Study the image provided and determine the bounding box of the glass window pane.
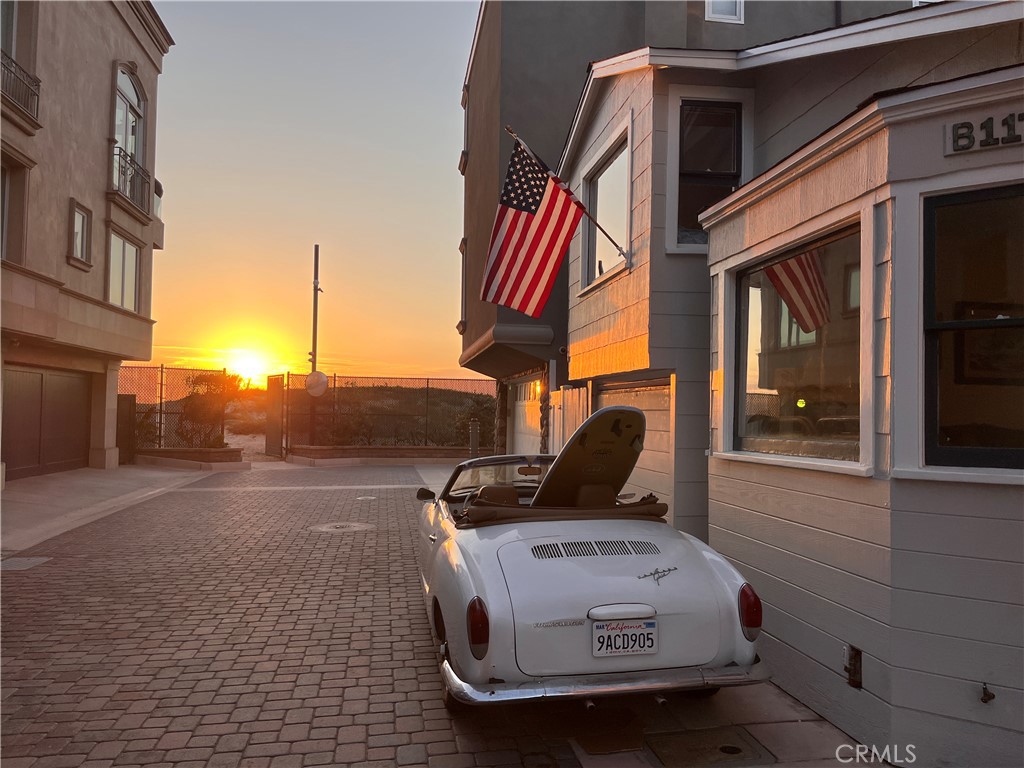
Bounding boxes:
[109,235,123,306]
[736,230,861,460]
[681,104,738,174]
[117,69,141,109]
[123,242,138,312]
[937,327,1024,449]
[73,209,87,261]
[710,0,740,17]
[932,192,1024,322]
[592,144,628,276]
[114,96,127,149]
[678,178,736,236]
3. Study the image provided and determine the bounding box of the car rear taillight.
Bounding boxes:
[738,583,762,642]
[467,597,489,659]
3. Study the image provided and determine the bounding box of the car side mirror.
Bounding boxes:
[416,488,436,501]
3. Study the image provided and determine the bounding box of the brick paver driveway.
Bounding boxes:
[2,464,845,768]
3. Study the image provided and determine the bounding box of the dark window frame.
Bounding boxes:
[923,183,1024,469]
[678,99,742,245]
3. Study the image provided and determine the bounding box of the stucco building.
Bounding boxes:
[462,1,1023,765]
[1,0,172,481]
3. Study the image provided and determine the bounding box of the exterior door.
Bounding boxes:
[2,366,91,480]
[595,381,673,508]
[509,378,542,454]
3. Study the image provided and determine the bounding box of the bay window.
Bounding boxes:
[735,228,861,460]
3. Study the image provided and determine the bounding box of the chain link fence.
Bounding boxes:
[282,374,497,449]
[118,366,228,450]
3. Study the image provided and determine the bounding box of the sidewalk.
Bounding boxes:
[1,462,456,557]
[1,465,209,555]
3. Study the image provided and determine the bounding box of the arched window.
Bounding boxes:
[112,65,150,212]
[114,67,144,161]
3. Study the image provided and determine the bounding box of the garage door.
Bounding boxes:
[2,366,91,480]
[509,378,542,454]
[595,382,672,508]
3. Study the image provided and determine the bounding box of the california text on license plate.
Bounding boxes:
[592,620,658,656]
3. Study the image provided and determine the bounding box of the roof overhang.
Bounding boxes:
[558,0,1018,175]
[698,65,1024,229]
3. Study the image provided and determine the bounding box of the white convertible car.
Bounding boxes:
[415,406,767,710]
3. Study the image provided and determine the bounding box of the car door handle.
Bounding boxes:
[428,534,438,543]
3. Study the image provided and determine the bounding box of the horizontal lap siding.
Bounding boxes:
[708,457,892,744]
[889,480,1024,765]
[567,70,654,384]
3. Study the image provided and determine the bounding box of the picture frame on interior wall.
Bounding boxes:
[955,303,1024,385]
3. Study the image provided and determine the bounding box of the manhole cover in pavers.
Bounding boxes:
[647,726,774,767]
[356,496,376,500]
[309,522,376,533]
[1,557,51,571]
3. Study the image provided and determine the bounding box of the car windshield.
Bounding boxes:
[444,457,554,500]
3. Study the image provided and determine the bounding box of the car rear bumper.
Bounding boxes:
[441,655,769,706]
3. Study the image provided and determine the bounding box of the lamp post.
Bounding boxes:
[307,244,324,445]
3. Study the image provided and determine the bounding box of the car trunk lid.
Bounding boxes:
[497,525,721,676]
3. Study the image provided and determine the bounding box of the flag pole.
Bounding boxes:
[505,125,630,267]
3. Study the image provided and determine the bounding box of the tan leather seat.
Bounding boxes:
[472,484,520,506]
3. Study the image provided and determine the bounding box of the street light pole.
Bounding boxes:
[310,243,320,446]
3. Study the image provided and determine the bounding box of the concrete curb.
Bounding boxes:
[135,455,252,472]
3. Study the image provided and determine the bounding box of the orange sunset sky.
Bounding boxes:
[149,1,484,383]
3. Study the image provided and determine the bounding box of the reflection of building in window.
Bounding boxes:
[924,184,1023,469]
[585,138,628,283]
[736,228,860,460]
[679,101,740,245]
[109,233,139,312]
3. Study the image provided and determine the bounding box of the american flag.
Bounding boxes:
[764,248,830,333]
[480,141,585,318]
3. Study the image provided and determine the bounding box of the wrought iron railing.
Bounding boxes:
[1,50,40,120]
[113,146,151,214]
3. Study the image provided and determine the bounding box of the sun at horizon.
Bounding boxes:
[226,349,272,383]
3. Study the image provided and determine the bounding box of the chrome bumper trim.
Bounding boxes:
[441,656,769,706]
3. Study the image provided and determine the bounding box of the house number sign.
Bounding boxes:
[945,112,1024,156]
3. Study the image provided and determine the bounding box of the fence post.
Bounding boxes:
[284,372,290,455]
[423,378,430,446]
[469,418,480,458]
[158,364,165,448]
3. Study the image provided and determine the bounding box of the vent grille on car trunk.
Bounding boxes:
[531,540,662,559]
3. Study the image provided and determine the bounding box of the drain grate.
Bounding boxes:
[1,557,52,571]
[309,522,375,534]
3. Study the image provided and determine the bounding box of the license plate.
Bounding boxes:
[592,620,658,657]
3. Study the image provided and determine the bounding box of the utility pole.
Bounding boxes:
[309,244,321,446]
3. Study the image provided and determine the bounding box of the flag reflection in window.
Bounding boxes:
[735,228,860,461]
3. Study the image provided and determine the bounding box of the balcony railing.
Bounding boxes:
[113,146,151,215]
[1,50,40,120]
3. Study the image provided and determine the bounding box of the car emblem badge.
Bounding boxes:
[533,619,586,629]
[638,567,678,585]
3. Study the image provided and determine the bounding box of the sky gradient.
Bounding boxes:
[151,1,482,381]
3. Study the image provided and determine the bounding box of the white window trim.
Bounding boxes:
[713,197,874,475]
[579,110,632,292]
[891,166,1024,480]
[706,0,744,24]
[665,85,754,255]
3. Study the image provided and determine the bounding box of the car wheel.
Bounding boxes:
[441,683,470,715]
[689,686,721,698]
[432,600,447,644]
